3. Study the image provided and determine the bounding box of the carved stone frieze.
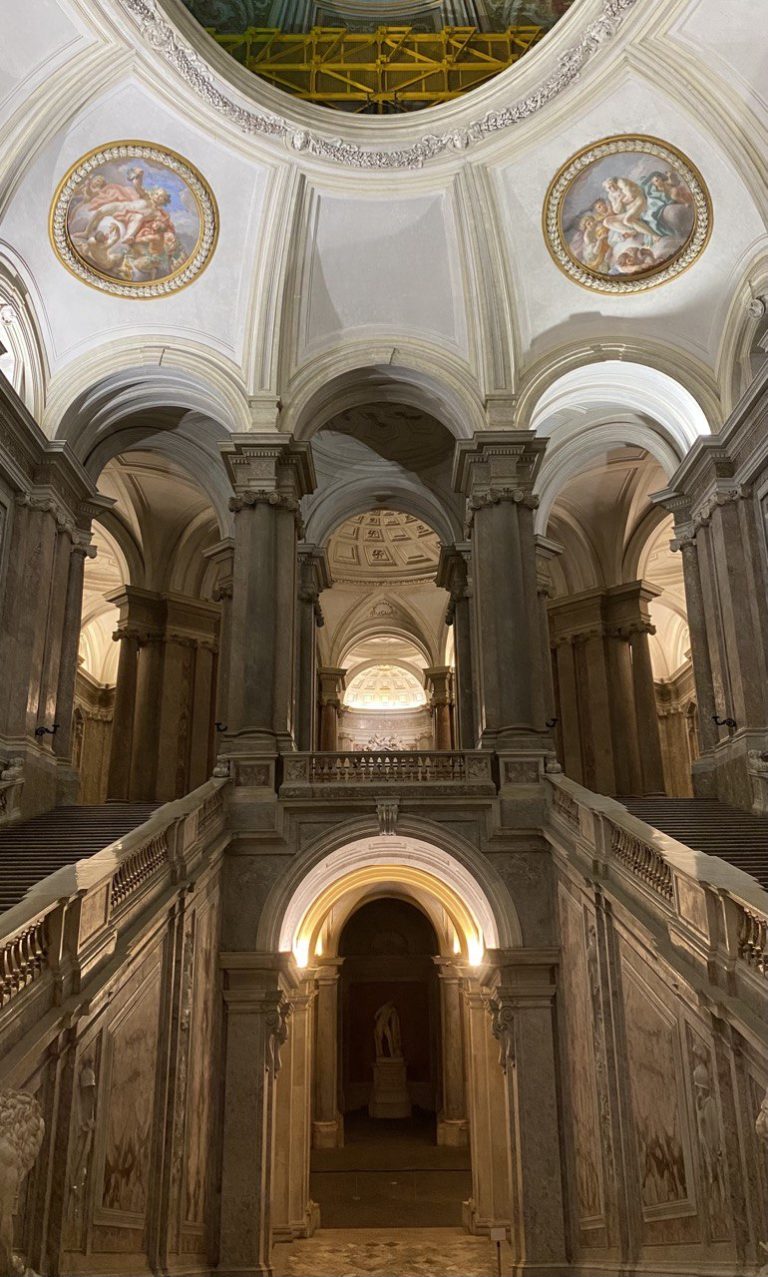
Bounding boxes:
[488,995,515,1074]
[376,795,400,836]
[67,1059,98,1239]
[116,0,638,170]
[266,997,291,1079]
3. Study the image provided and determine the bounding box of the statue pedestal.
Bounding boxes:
[369,1057,411,1119]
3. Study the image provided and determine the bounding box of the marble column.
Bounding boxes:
[318,668,346,754]
[425,666,454,750]
[219,963,290,1277]
[296,546,330,752]
[273,974,319,1240]
[462,979,511,1233]
[53,530,96,764]
[670,528,718,752]
[106,626,140,801]
[221,435,315,755]
[488,955,566,1275]
[453,433,548,749]
[552,637,582,784]
[534,536,562,728]
[312,960,343,1148]
[656,460,768,808]
[435,959,468,1146]
[606,582,665,795]
[106,588,219,802]
[203,537,234,734]
[437,544,476,749]
[549,591,617,794]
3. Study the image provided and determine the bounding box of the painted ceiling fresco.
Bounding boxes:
[182,1,577,113]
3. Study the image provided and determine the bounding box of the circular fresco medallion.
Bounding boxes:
[543,135,711,293]
[49,142,218,298]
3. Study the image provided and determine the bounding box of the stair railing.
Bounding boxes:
[545,773,768,992]
[0,777,229,1031]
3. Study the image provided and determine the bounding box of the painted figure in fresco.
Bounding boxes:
[561,153,697,279]
[374,1002,402,1059]
[602,177,661,241]
[67,162,194,285]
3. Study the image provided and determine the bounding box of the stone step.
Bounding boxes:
[0,804,161,914]
[623,797,768,891]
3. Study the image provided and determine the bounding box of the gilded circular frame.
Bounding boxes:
[543,134,712,294]
[49,141,219,299]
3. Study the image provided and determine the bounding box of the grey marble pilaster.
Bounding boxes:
[437,543,476,749]
[219,960,291,1277]
[296,545,330,752]
[453,433,548,749]
[221,436,315,755]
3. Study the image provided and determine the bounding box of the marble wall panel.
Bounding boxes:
[685,1024,731,1243]
[184,897,220,1235]
[557,887,606,1234]
[620,963,693,1222]
[99,968,162,1221]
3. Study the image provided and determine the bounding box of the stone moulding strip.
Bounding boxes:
[117,0,638,170]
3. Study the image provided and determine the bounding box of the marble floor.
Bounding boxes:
[272,1227,514,1277]
[310,1111,471,1229]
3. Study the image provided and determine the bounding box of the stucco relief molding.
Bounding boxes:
[116,0,638,170]
[488,994,515,1074]
[266,996,291,1079]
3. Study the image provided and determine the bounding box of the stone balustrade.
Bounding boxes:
[0,913,49,1007]
[610,825,674,901]
[736,903,767,977]
[280,750,497,796]
[0,777,228,1027]
[546,774,768,999]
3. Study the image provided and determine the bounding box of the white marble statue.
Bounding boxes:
[374,1002,402,1060]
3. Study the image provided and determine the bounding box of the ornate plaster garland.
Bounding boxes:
[117,0,639,170]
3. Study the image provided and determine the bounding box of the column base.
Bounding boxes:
[462,1196,510,1236]
[437,1116,468,1147]
[312,1117,344,1148]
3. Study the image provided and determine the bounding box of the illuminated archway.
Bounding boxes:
[277,834,507,968]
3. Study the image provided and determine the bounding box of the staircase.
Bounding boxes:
[623,797,768,891]
[0,804,160,912]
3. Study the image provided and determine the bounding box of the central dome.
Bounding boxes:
[328,510,441,582]
[182,1,577,114]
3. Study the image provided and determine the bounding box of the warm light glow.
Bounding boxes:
[290,862,486,970]
[344,663,426,710]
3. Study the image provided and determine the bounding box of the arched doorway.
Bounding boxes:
[262,832,533,1262]
[309,895,471,1228]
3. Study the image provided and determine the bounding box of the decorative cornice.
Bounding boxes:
[117,0,638,171]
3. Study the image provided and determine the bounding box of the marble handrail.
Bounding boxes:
[545,773,768,980]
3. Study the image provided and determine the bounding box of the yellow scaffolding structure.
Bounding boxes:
[210,25,544,113]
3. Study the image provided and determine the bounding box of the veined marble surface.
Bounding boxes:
[273,1227,514,1277]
